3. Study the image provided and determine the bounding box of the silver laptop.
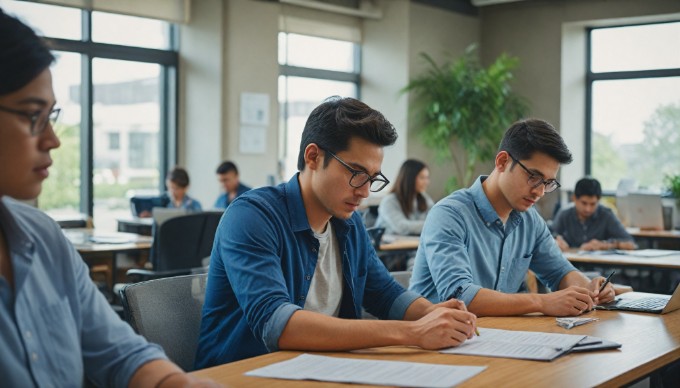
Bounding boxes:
[151,207,188,226]
[596,282,680,314]
[622,193,664,231]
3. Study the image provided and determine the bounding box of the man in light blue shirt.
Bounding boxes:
[410,119,616,316]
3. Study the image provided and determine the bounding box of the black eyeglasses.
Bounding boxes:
[320,147,390,192]
[507,152,561,193]
[0,105,61,136]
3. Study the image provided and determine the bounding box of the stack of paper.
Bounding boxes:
[440,328,586,361]
[246,353,486,387]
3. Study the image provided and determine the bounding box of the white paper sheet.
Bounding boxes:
[245,353,486,388]
[440,328,586,361]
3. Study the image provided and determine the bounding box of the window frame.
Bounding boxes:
[585,21,680,175]
[45,9,179,217]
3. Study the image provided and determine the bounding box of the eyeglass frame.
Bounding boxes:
[506,152,561,193]
[318,146,390,192]
[0,104,61,136]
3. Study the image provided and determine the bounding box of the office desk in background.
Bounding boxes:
[117,216,154,236]
[191,310,680,387]
[378,235,419,253]
[628,227,680,250]
[64,228,152,289]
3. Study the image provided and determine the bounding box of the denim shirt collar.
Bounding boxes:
[470,176,522,231]
[284,173,354,237]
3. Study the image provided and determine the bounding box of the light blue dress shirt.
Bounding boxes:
[0,197,166,387]
[409,176,577,305]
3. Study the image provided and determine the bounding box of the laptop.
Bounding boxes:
[151,207,188,226]
[622,193,664,231]
[595,282,680,314]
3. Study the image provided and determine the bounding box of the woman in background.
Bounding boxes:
[165,166,202,211]
[376,159,434,235]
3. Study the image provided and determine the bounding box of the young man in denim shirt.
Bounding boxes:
[196,97,477,367]
[409,119,616,317]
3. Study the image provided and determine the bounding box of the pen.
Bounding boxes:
[475,327,480,336]
[598,270,616,293]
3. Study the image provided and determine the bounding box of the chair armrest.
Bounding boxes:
[125,268,193,282]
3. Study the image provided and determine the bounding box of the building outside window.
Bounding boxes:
[278,32,360,180]
[587,21,680,192]
[1,0,178,231]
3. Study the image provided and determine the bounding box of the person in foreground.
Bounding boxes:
[552,177,635,252]
[0,9,218,387]
[375,159,434,236]
[213,160,251,209]
[195,96,477,367]
[409,118,616,317]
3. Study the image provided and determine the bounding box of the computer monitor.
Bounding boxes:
[625,193,664,231]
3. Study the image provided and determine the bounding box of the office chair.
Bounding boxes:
[126,211,223,282]
[390,270,412,289]
[365,226,385,251]
[119,273,207,371]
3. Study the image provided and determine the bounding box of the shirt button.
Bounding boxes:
[25,331,32,339]
[31,353,38,361]
[312,248,317,253]
[486,222,490,227]
[306,275,311,281]
[299,295,305,301]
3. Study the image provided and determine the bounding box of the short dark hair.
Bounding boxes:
[393,159,429,215]
[498,118,573,164]
[297,96,398,171]
[574,177,602,198]
[0,9,55,95]
[167,166,190,188]
[216,161,238,175]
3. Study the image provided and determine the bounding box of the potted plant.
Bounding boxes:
[665,174,680,229]
[403,44,528,191]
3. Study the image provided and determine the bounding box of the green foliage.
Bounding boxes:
[39,123,81,211]
[403,45,528,189]
[592,132,628,189]
[666,174,680,206]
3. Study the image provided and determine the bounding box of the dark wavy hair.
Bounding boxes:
[574,177,602,198]
[392,159,428,216]
[297,96,398,171]
[498,118,573,165]
[0,8,55,95]
[167,166,190,188]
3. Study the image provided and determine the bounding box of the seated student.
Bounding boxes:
[409,118,616,317]
[213,161,251,209]
[165,166,202,212]
[0,9,217,387]
[552,177,635,252]
[375,159,434,235]
[195,96,477,368]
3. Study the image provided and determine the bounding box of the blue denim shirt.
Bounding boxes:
[195,174,421,368]
[410,176,577,305]
[165,193,202,212]
[0,197,166,387]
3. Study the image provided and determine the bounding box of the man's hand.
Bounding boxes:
[555,235,569,251]
[588,276,616,305]
[580,239,609,251]
[408,304,476,350]
[539,285,595,316]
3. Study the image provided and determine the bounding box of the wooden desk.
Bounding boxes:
[628,227,680,250]
[192,310,680,387]
[565,250,680,271]
[379,235,419,252]
[63,229,153,288]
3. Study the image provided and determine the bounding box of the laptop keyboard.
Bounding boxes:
[621,297,668,310]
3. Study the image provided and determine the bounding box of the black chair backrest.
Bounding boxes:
[151,211,223,271]
[366,226,385,251]
[119,273,207,371]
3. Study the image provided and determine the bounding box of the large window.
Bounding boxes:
[278,33,360,180]
[587,21,680,192]
[1,1,177,231]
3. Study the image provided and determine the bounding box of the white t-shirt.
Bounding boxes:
[304,221,343,316]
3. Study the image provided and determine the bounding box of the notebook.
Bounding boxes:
[595,282,680,314]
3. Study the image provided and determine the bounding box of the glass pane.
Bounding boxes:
[40,52,82,217]
[280,33,356,72]
[279,76,358,180]
[92,11,170,49]
[93,58,162,231]
[591,77,680,191]
[591,22,680,72]
[0,0,81,40]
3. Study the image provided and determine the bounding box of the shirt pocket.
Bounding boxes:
[36,298,82,383]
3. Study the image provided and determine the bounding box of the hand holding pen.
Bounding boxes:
[596,270,616,304]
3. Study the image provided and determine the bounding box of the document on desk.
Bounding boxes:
[245,354,486,387]
[440,328,586,361]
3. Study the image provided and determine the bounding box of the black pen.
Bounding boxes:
[598,270,616,293]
